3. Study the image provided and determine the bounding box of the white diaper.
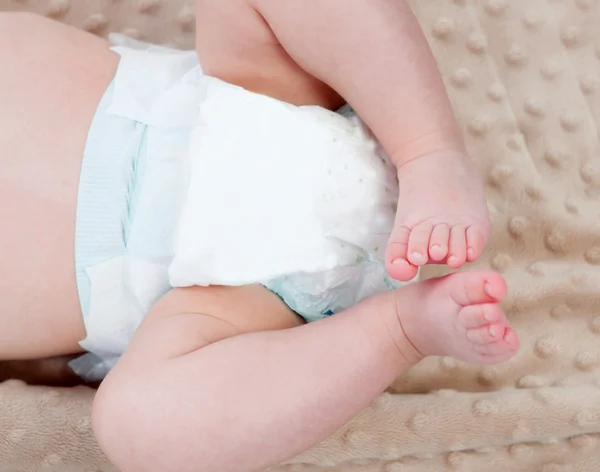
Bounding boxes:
[73,36,416,380]
[71,36,203,380]
[169,78,415,322]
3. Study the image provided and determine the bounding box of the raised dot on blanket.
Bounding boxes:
[1,379,26,388]
[485,0,508,17]
[517,375,545,388]
[505,44,528,66]
[477,367,500,387]
[572,410,598,427]
[511,421,532,440]
[508,443,533,458]
[506,133,525,151]
[527,262,548,276]
[122,28,142,40]
[580,75,599,94]
[541,56,564,80]
[472,399,500,416]
[45,0,69,18]
[467,32,487,54]
[589,316,600,333]
[83,13,108,33]
[177,6,196,32]
[523,10,543,29]
[565,197,582,215]
[508,216,529,238]
[525,184,546,201]
[440,356,458,370]
[574,352,599,371]
[488,165,514,188]
[544,149,568,169]
[524,97,546,118]
[138,0,161,14]
[445,451,468,469]
[487,82,506,101]
[451,68,472,88]
[584,247,600,264]
[532,389,563,406]
[561,25,583,48]
[408,413,430,429]
[468,116,493,136]
[432,17,456,40]
[491,253,512,272]
[581,161,600,186]
[575,0,598,11]
[545,228,568,253]
[534,335,561,358]
[561,111,584,132]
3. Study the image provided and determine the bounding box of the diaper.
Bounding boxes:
[169,78,415,322]
[70,35,203,381]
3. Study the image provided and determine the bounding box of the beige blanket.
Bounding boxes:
[2,0,600,470]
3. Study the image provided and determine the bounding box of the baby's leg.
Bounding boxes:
[93,273,518,472]
[0,13,118,359]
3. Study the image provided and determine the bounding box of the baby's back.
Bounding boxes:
[195,0,343,109]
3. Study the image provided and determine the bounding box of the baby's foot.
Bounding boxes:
[385,150,491,282]
[390,270,518,365]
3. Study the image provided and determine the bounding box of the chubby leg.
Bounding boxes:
[0,13,118,359]
[93,272,518,472]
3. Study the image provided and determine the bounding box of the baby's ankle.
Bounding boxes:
[373,290,425,367]
[393,145,468,171]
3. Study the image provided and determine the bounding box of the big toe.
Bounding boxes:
[448,270,508,306]
[386,255,419,282]
[386,227,419,281]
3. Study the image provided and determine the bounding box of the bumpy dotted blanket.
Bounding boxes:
[1,0,600,470]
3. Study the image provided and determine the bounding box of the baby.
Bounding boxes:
[0,1,519,472]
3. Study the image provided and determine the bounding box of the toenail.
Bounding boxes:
[467,247,475,256]
[489,326,497,337]
[393,258,409,265]
[430,244,440,251]
[411,251,423,259]
[448,256,458,265]
[484,283,493,297]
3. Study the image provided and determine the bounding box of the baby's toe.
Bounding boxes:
[428,224,450,261]
[466,226,486,262]
[466,323,507,345]
[386,226,419,281]
[447,270,508,306]
[407,222,433,266]
[458,304,506,329]
[447,226,467,269]
[473,327,519,356]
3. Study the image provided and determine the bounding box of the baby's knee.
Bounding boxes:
[92,370,158,472]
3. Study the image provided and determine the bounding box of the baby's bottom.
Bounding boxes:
[0,12,118,360]
[93,271,518,472]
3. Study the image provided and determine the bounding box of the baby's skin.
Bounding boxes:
[387,149,491,282]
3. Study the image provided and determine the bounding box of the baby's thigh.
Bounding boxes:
[113,285,304,366]
[0,13,118,359]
